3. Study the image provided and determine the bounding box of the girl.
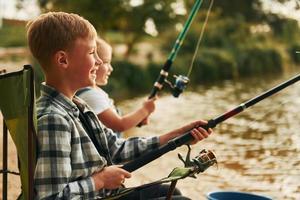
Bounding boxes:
[77,38,156,134]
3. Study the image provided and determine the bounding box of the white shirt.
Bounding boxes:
[77,87,114,115]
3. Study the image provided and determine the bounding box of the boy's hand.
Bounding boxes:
[159,120,213,145]
[189,125,212,145]
[92,165,131,190]
[178,120,210,133]
[179,120,213,144]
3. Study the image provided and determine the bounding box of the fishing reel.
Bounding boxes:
[178,145,217,176]
[165,75,190,98]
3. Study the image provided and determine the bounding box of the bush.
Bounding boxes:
[0,25,26,47]
[288,43,300,64]
[190,49,237,83]
[105,60,152,99]
[237,47,282,77]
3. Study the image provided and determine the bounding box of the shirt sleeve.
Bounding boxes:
[78,88,111,115]
[103,126,160,164]
[35,113,97,199]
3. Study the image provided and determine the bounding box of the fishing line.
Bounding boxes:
[187,0,214,78]
[148,0,204,99]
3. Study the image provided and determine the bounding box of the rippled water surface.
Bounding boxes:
[121,73,300,200]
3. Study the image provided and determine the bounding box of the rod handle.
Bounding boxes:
[122,143,176,172]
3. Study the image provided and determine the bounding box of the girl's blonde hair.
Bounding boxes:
[27,12,97,68]
[96,38,112,60]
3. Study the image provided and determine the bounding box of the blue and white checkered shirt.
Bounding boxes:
[34,84,159,199]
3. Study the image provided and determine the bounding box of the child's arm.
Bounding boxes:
[159,120,213,145]
[106,119,212,164]
[98,97,156,132]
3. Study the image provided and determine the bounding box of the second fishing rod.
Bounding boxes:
[123,73,300,172]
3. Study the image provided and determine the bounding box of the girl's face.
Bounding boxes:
[95,45,113,86]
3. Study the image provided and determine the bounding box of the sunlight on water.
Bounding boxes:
[121,73,300,200]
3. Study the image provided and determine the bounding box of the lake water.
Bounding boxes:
[120,72,300,200]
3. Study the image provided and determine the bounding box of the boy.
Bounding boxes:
[77,38,155,134]
[27,11,212,199]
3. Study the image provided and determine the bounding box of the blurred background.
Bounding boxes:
[0,0,300,199]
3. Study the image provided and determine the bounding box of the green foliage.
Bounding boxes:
[288,43,300,64]
[104,60,152,99]
[146,62,162,82]
[28,57,45,97]
[201,16,250,50]
[267,14,300,44]
[39,0,122,31]
[0,24,26,47]
[38,0,180,57]
[237,47,282,76]
[191,49,237,83]
[161,7,288,85]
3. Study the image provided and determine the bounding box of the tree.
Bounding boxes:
[212,0,265,22]
[38,0,181,57]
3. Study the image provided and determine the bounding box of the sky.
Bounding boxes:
[0,0,40,20]
[262,0,300,21]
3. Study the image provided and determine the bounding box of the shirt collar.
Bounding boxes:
[40,83,81,117]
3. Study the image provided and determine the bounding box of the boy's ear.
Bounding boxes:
[55,50,68,69]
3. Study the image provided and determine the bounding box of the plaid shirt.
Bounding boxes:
[34,84,159,199]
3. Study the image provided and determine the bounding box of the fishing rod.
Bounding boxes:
[123,73,300,172]
[149,0,204,98]
[138,0,212,126]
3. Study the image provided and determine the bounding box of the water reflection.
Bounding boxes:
[121,73,300,200]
